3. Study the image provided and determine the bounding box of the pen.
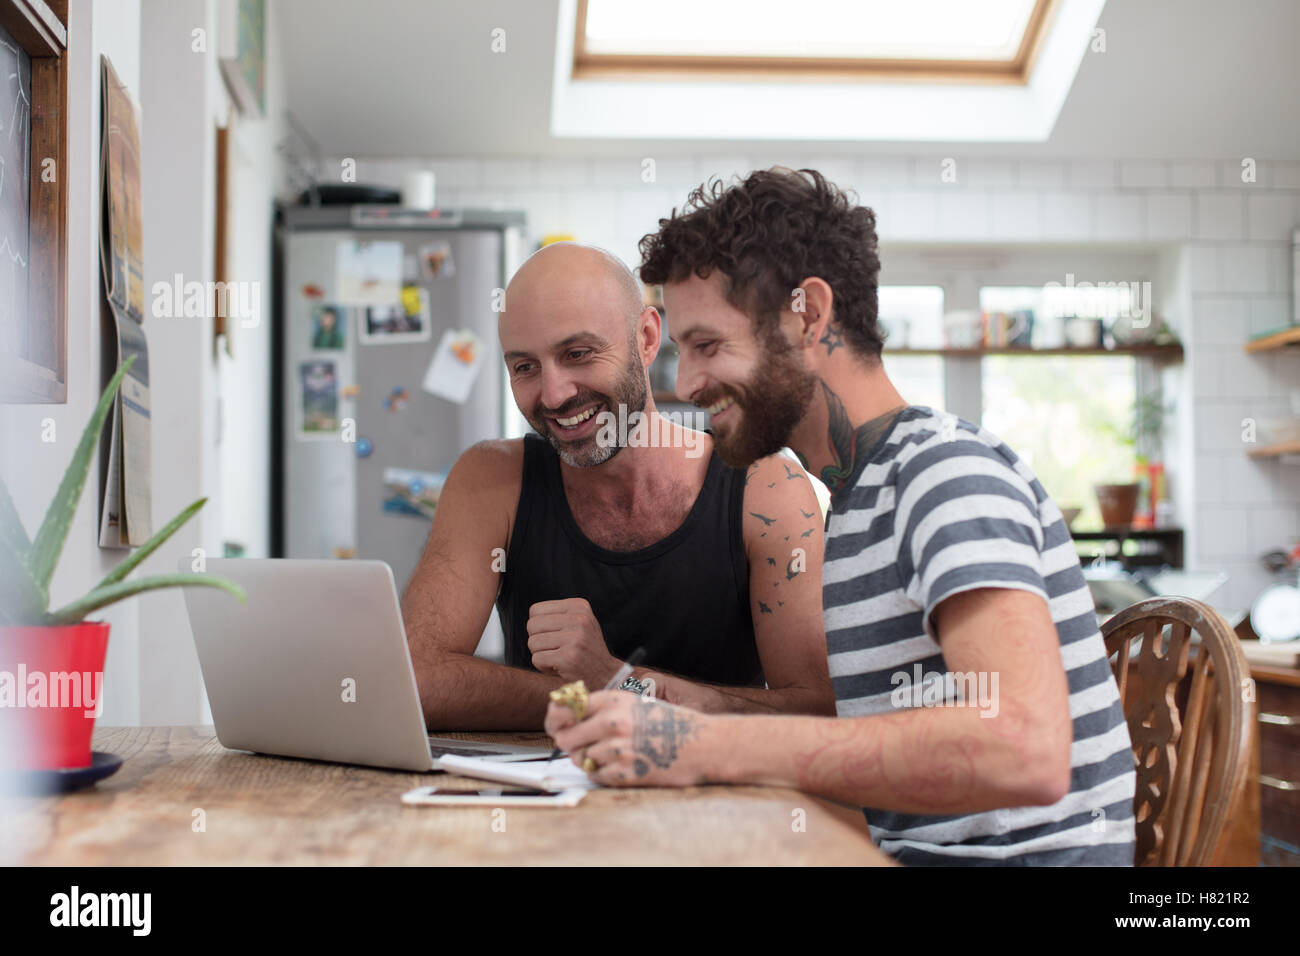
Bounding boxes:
[548,646,647,762]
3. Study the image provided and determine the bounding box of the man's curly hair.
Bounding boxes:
[638,167,883,357]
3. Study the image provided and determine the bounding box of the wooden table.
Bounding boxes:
[1,726,892,866]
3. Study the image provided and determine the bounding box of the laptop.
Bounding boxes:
[179,558,552,772]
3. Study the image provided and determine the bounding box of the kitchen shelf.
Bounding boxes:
[885,344,1183,359]
[1245,326,1300,353]
[1071,527,1184,571]
[1248,440,1300,459]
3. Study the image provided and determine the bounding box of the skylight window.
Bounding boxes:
[576,0,1054,80]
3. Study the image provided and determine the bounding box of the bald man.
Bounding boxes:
[401,243,835,730]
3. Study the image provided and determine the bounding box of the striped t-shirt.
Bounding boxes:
[823,406,1136,865]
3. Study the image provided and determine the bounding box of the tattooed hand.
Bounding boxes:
[545,691,723,788]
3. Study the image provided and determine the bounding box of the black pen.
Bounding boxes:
[547,646,647,762]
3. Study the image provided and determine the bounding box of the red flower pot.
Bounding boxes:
[0,622,109,771]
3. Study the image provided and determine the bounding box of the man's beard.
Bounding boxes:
[703,330,817,469]
[530,350,648,468]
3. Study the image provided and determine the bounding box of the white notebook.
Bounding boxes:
[434,753,599,793]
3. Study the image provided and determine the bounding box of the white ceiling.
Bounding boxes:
[276,0,1300,159]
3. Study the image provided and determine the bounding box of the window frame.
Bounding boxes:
[572,0,1058,84]
[879,247,1164,429]
[0,0,68,404]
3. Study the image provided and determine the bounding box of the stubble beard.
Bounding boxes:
[532,351,648,468]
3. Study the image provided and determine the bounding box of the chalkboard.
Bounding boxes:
[0,20,31,358]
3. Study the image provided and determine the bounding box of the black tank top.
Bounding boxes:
[496,433,762,686]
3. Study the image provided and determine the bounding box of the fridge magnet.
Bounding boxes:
[381,467,447,520]
[341,383,361,399]
[355,437,373,458]
[335,238,402,305]
[384,386,410,412]
[310,304,348,349]
[421,329,483,405]
[301,282,324,299]
[359,286,432,344]
[298,358,340,438]
[419,240,456,280]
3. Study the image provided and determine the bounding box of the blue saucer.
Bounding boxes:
[3,751,123,795]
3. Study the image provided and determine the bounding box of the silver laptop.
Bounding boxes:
[179,558,551,771]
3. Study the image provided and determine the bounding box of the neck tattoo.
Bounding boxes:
[816,381,905,496]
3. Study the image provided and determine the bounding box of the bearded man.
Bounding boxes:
[401,242,835,730]
[546,171,1137,866]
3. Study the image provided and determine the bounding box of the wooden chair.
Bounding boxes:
[1101,597,1253,866]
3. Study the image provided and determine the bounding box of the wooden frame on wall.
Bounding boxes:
[0,0,68,404]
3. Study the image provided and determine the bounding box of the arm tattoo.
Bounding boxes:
[632,701,698,775]
[748,511,777,526]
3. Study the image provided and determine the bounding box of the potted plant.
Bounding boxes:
[0,356,244,772]
[1094,394,1167,528]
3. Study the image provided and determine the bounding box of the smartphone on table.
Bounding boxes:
[401,786,588,807]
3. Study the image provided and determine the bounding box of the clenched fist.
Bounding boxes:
[527,598,620,686]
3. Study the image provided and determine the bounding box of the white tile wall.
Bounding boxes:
[535,158,591,187]
[962,159,1017,188]
[1217,159,1264,189]
[887,189,940,239]
[1120,161,1168,190]
[858,156,913,188]
[1246,193,1297,240]
[1095,194,1144,239]
[1068,159,1118,189]
[1146,193,1194,240]
[1197,192,1247,240]
[1040,191,1095,240]
[1018,160,1067,189]
[1170,161,1217,189]
[1274,162,1300,189]
[936,190,990,240]
[328,151,1300,612]
[482,159,536,188]
[988,191,1043,241]
[1219,244,1271,292]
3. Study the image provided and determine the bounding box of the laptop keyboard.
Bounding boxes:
[427,744,512,758]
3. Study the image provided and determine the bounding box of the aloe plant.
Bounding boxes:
[0,355,245,627]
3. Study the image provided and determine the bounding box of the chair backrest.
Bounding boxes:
[1101,597,1253,866]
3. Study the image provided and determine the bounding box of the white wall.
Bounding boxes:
[218,2,286,564]
[135,0,285,724]
[0,0,283,726]
[1,0,144,721]
[330,152,1300,612]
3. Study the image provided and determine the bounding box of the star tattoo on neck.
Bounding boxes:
[819,324,844,356]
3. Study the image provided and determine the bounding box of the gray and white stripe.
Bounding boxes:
[824,406,1136,866]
